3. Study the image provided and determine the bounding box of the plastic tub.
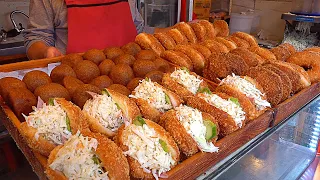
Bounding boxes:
[229,13,255,34]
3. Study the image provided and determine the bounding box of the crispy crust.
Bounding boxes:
[246,66,283,106]
[230,47,264,67]
[190,44,212,59]
[84,89,140,137]
[203,53,229,83]
[160,50,194,71]
[116,119,179,179]
[186,94,240,137]
[286,51,320,83]
[46,132,130,180]
[198,20,216,38]
[189,22,206,42]
[225,53,249,76]
[174,22,198,43]
[213,20,229,37]
[174,45,206,74]
[279,43,296,55]
[135,33,165,56]
[154,32,177,50]
[201,40,229,54]
[226,36,250,48]
[232,32,258,47]
[214,37,237,50]
[304,47,320,53]
[270,47,290,61]
[162,72,209,102]
[166,29,189,45]
[249,46,277,62]
[19,98,90,157]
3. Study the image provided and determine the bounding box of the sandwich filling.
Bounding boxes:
[83,93,124,132]
[198,93,246,128]
[175,105,219,152]
[130,79,172,112]
[170,68,203,94]
[123,123,175,179]
[25,100,72,145]
[49,132,108,179]
[220,74,271,110]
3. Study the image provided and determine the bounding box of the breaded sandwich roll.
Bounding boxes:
[46,132,130,180]
[83,89,140,137]
[130,78,183,122]
[116,118,180,179]
[160,105,219,156]
[187,91,246,137]
[216,74,271,120]
[19,98,89,156]
[162,68,210,101]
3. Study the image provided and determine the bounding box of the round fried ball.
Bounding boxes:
[135,50,157,61]
[72,84,101,108]
[127,78,143,91]
[62,76,84,96]
[23,70,52,92]
[108,84,131,96]
[0,77,27,103]
[50,64,76,85]
[8,88,36,120]
[90,75,113,90]
[114,54,136,66]
[34,83,71,103]
[109,64,134,86]
[104,47,125,60]
[99,59,115,76]
[145,71,164,84]
[133,59,157,78]
[74,60,100,83]
[61,54,83,68]
[121,42,141,56]
[154,58,171,72]
[83,49,106,65]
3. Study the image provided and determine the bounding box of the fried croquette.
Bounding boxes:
[60,53,83,68]
[270,46,290,61]
[145,71,164,84]
[214,37,237,50]
[279,43,296,55]
[135,50,157,61]
[190,44,212,59]
[160,50,194,71]
[213,20,229,37]
[109,64,134,86]
[201,40,229,54]
[0,77,27,102]
[73,60,100,83]
[108,84,131,96]
[99,59,115,76]
[121,42,141,56]
[135,33,165,56]
[104,47,125,60]
[62,76,84,96]
[8,88,36,120]
[166,28,189,45]
[126,78,143,92]
[23,70,52,92]
[246,66,283,106]
[249,46,277,62]
[90,75,113,90]
[154,32,177,50]
[114,54,136,66]
[133,59,157,78]
[72,84,101,108]
[174,22,198,43]
[230,47,264,67]
[226,36,250,48]
[83,49,106,65]
[232,32,258,47]
[50,64,77,85]
[189,22,206,42]
[34,83,71,103]
[153,58,171,72]
[198,20,216,38]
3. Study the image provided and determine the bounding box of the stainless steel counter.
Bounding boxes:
[199,95,320,180]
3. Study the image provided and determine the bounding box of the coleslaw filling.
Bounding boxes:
[129,79,172,112]
[83,94,124,132]
[220,74,271,110]
[49,132,109,179]
[198,93,246,128]
[123,124,175,179]
[24,100,71,145]
[175,105,219,152]
[170,69,203,94]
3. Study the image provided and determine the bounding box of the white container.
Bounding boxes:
[229,13,255,34]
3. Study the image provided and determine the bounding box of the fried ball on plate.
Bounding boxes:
[114,54,136,67]
[90,75,113,90]
[121,42,141,56]
[99,59,115,76]
[108,84,131,96]
[72,84,101,108]
[135,50,157,61]
[60,53,83,68]
[83,49,106,65]
[8,88,36,121]
[50,64,77,85]
[153,58,171,72]
[74,60,100,83]
[0,77,26,102]
[133,59,157,78]
[23,70,52,92]
[34,83,71,103]
[62,76,84,96]
[104,47,125,60]
[246,66,283,106]
[109,64,134,86]
[145,71,164,84]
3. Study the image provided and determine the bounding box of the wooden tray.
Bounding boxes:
[272,82,320,126]
[0,58,272,179]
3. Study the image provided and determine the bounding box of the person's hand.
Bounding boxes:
[44,47,62,58]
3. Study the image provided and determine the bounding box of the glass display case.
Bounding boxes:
[198,95,320,179]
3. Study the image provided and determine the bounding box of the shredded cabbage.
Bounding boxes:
[170,69,203,94]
